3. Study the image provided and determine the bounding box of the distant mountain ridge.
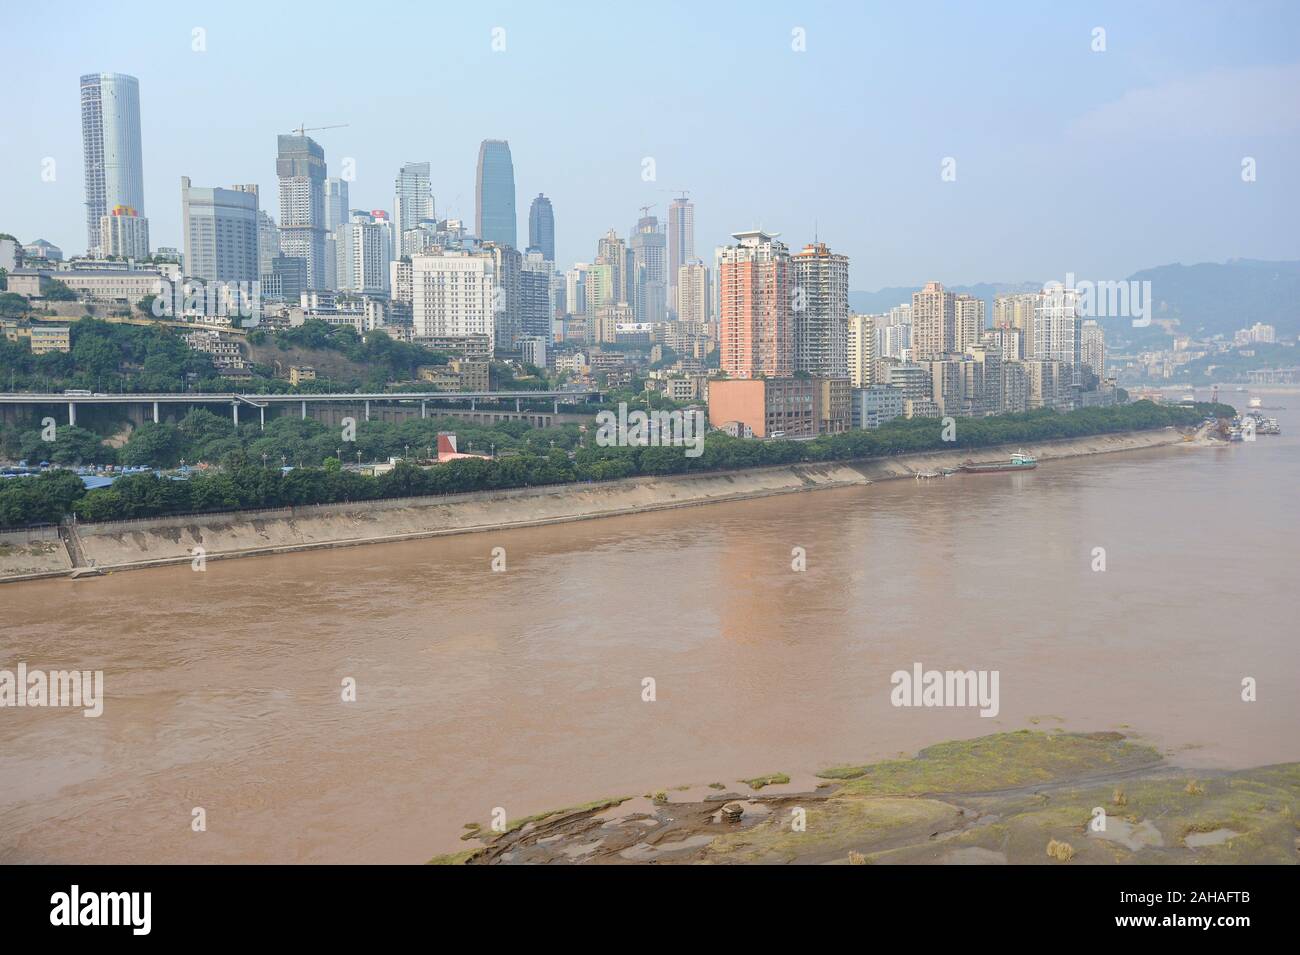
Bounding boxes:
[849,260,1300,338]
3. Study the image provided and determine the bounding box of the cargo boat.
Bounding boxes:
[959,450,1037,473]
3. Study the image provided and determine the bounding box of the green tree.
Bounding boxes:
[41,277,77,301]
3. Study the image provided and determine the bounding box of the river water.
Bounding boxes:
[1,391,1296,863]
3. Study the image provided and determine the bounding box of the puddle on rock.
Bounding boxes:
[1088,818,1164,851]
[1184,828,1240,848]
[618,834,715,861]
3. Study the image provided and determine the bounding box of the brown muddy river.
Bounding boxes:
[1,392,1296,863]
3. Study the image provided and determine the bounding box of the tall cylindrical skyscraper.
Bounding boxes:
[475,140,517,248]
[80,72,146,255]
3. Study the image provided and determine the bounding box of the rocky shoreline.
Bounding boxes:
[435,730,1300,865]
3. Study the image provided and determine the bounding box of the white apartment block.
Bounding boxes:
[847,313,875,387]
[954,294,985,353]
[390,260,413,305]
[411,251,498,353]
[335,216,392,295]
[676,261,709,324]
[99,212,150,260]
[1033,287,1081,364]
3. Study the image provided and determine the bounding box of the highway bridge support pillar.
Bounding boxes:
[68,401,76,427]
[153,401,159,424]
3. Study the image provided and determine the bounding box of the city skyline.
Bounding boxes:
[3,1,1297,287]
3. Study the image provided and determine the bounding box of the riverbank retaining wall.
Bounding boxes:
[1,427,1189,582]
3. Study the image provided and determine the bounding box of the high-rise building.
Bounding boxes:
[667,194,695,315]
[548,271,567,334]
[411,250,498,350]
[394,162,434,257]
[912,281,956,360]
[520,248,553,340]
[984,325,1023,362]
[994,292,1039,354]
[320,177,348,290]
[847,314,875,387]
[965,342,1004,415]
[483,241,522,351]
[334,211,393,295]
[791,242,849,379]
[265,254,306,303]
[475,140,517,248]
[925,359,969,418]
[323,177,349,232]
[1080,319,1106,380]
[595,230,630,305]
[229,183,265,281]
[566,264,589,317]
[81,72,146,256]
[180,177,260,285]
[1001,361,1029,413]
[877,321,912,361]
[390,260,412,306]
[953,294,985,353]
[1248,322,1276,344]
[1034,286,1081,365]
[99,207,150,260]
[277,134,327,289]
[1024,359,1068,410]
[528,194,555,262]
[585,262,615,314]
[717,230,793,379]
[874,305,913,360]
[255,211,280,279]
[630,214,667,323]
[676,261,709,325]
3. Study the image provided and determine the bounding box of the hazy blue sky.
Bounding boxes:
[3,0,1297,289]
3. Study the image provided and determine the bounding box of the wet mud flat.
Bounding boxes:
[434,732,1300,865]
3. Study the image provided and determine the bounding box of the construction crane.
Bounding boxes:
[286,122,349,137]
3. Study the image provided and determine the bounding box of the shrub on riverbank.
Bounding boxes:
[0,400,1224,526]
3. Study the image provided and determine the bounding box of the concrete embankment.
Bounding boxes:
[0,526,71,581]
[0,428,1189,582]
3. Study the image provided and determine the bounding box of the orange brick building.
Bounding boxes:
[717,230,793,379]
